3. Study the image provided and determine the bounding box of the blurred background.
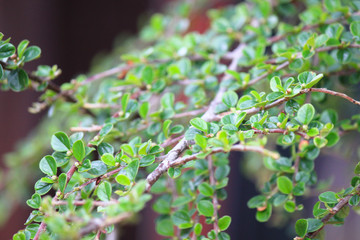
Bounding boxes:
[0,0,359,239]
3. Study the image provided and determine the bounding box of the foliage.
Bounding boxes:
[2,0,360,239]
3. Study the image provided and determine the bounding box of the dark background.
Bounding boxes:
[1,0,358,239]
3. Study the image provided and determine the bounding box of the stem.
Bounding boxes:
[208,156,219,239]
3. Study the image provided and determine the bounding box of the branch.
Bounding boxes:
[217,87,360,121]
[306,184,360,238]
[80,65,133,86]
[145,43,246,191]
[78,213,132,237]
[267,11,360,44]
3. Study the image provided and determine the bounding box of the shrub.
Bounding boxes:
[2,0,360,239]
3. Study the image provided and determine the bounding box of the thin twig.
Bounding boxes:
[208,155,219,240]
[78,213,132,237]
[306,184,360,238]
[217,87,360,121]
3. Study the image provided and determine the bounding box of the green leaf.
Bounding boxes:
[324,0,341,12]
[126,159,139,180]
[295,219,308,237]
[198,182,214,196]
[284,201,296,212]
[23,46,41,62]
[307,218,323,233]
[156,216,174,237]
[58,173,67,193]
[163,119,172,138]
[72,140,85,162]
[296,103,315,125]
[8,69,29,92]
[97,181,112,201]
[142,66,154,84]
[17,39,29,58]
[194,223,202,236]
[13,232,26,240]
[314,136,328,148]
[355,162,360,175]
[197,200,214,217]
[318,191,338,204]
[190,118,208,133]
[349,195,360,206]
[0,43,15,58]
[195,134,207,150]
[26,193,41,209]
[222,91,238,108]
[39,155,57,176]
[51,132,70,152]
[34,180,53,195]
[139,102,149,119]
[140,155,155,167]
[121,93,130,112]
[171,210,191,228]
[98,142,114,156]
[99,123,113,138]
[256,203,272,222]
[101,153,115,166]
[121,144,134,157]
[277,176,293,194]
[0,64,3,80]
[218,215,231,231]
[270,76,282,92]
[350,21,360,37]
[115,174,131,186]
[247,195,266,208]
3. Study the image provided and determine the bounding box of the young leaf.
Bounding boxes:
[17,39,29,58]
[218,215,231,231]
[142,66,154,84]
[26,193,41,209]
[195,134,207,150]
[116,174,131,186]
[139,102,149,119]
[277,176,293,194]
[101,153,115,166]
[39,155,57,176]
[58,173,67,194]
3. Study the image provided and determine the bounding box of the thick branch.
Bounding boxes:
[145,43,246,191]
